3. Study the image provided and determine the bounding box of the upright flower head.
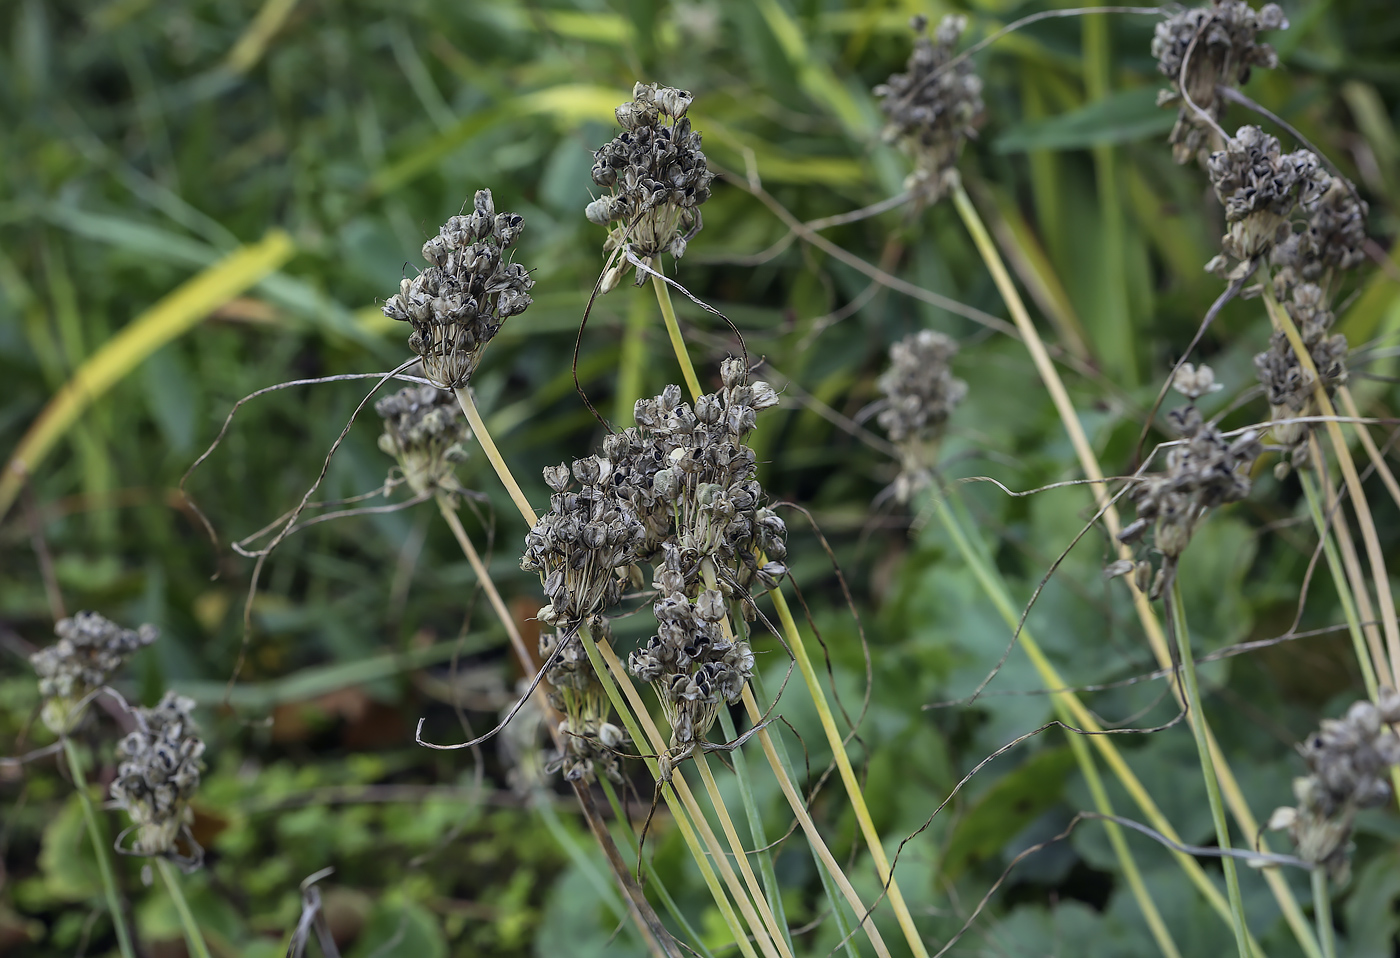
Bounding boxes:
[1272,175,1370,290]
[1151,0,1288,164]
[31,612,158,735]
[587,82,715,292]
[375,384,471,497]
[1269,691,1400,882]
[1204,126,1326,279]
[382,189,534,388]
[110,691,206,868]
[1253,283,1348,464]
[875,330,966,500]
[874,15,983,202]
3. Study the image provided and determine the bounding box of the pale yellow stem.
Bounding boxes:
[435,494,534,674]
[1263,286,1400,687]
[953,179,1316,956]
[588,638,785,958]
[770,589,930,958]
[1338,386,1400,524]
[1309,436,1390,686]
[652,262,704,401]
[453,386,538,526]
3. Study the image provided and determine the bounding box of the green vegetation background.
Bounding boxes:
[2,0,1399,955]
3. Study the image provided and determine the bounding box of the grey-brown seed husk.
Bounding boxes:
[1151,0,1287,164]
[376,384,472,498]
[1269,690,1400,882]
[31,611,158,735]
[874,14,983,202]
[382,188,534,388]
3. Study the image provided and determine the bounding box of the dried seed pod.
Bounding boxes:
[382,188,534,387]
[30,612,158,735]
[628,583,754,754]
[1204,126,1327,278]
[874,15,983,202]
[1270,692,1400,882]
[1119,370,1260,586]
[875,330,966,501]
[587,82,715,288]
[1151,1,1288,164]
[1272,175,1370,291]
[1253,283,1348,455]
[376,384,472,497]
[110,692,206,868]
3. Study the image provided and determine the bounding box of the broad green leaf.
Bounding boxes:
[994,87,1176,153]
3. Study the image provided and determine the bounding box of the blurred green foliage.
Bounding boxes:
[3,0,1400,955]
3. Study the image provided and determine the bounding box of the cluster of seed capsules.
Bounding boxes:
[110,691,207,867]
[30,611,158,735]
[1270,691,1400,881]
[382,189,534,389]
[375,385,472,498]
[521,359,786,774]
[1151,0,1287,164]
[874,330,968,500]
[873,14,983,202]
[586,81,715,290]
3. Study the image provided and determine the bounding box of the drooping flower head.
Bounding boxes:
[31,612,158,735]
[110,691,206,868]
[1151,1,1288,164]
[587,83,715,292]
[874,15,984,202]
[382,189,534,388]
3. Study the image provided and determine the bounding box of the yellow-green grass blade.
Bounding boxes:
[0,230,295,522]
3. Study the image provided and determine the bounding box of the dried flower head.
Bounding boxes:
[1204,126,1327,279]
[1151,1,1287,164]
[1272,175,1370,290]
[1253,283,1348,459]
[376,384,471,497]
[1269,690,1400,882]
[588,82,715,292]
[537,617,629,784]
[874,330,967,502]
[601,359,787,604]
[629,567,754,756]
[1119,369,1260,587]
[548,712,630,785]
[382,189,534,388]
[874,14,984,201]
[31,612,158,735]
[110,691,206,868]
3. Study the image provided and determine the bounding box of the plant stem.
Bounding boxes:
[651,261,703,401]
[931,492,1181,958]
[1168,580,1251,958]
[600,777,717,958]
[716,707,794,957]
[156,857,212,958]
[1298,471,1380,701]
[1312,869,1337,958]
[452,386,537,526]
[617,283,652,423]
[768,588,929,958]
[1261,282,1400,687]
[63,738,137,958]
[953,176,1309,956]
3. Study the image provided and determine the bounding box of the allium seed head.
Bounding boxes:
[382,189,534,388]
[874,15,983,202]
[30,612,158,735]
[1269,689,1400,882]
[1151,1,1288,164]
[376,384,471,497]
[110,691,206,867]
[588,82,715,290]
